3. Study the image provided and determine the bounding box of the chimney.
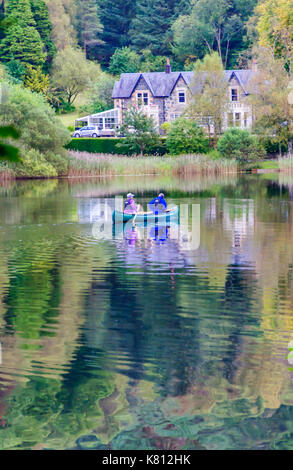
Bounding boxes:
[251,58,258,72]
[166,58,171,74]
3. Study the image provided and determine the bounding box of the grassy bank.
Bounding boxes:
[251,160,279,170]
[67,151,238,177]
[3,151,293,181]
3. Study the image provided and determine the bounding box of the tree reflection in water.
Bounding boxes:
[0,175,293,449]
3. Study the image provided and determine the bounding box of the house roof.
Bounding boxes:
[112,69,255,99]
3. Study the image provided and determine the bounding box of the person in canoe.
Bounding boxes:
[148,193,167,214]
[124,193,140,214]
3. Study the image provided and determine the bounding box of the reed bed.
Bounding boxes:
[68,151,238,177]
[278,155,293,172]
[0,164,15,182]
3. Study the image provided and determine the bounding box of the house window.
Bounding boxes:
[137,93,142,106]
[234,112,241,127]
[170,113,182,121]
[137,92,149,106]
[231,89,238,102]
[105,118,115,129]
[243,112,248,127]
[228,113,233,127]
[178,91,185,103]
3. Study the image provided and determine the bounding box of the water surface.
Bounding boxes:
[0,174,293,450]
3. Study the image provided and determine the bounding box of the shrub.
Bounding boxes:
[166,118,210,155]
[66,138,127,154]
[0,81,71,175]
[208,149,222,160]
[13,149,57,178]
[161,122,171,135]
[66,138,167,156]
[260,136,288,155]
[78,100,108,115]
[55,99,76,115]
[45,152,68,176]
[118,106,161,156]
[217,128,266,163]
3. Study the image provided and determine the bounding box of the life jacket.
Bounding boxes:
[124,200,131,210]
[149,196,166,214]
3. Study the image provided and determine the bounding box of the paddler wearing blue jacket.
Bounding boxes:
[148,193,167,214]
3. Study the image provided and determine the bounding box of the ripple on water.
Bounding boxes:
[1,179,293,449]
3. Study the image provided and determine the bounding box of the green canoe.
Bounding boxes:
[112,206,179,224]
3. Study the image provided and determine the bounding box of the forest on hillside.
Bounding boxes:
[0,0,291,166]
[0,0,292,110]
[0,0,293,91]
[0,0,263,72]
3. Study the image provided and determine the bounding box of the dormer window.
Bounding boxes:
[178,91,185,103]
[137,92,149,106]
[231,89,238,102]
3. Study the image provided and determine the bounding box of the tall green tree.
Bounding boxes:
[130,0,179,56]
[172,0,257,68]
[187,52,229,143]
[51,47,101,104]
[247,48,293,153]
[108,47,141,75]
[98,0,136,65]
[254,0,293,75]
[44,0,77,50]
[77,0,103,59]
[0,0,46,67]
[30,0,56,69]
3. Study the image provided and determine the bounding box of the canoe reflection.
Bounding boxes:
[113,222,192,273]
[124,225,169,245]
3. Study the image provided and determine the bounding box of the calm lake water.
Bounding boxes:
[1,173,293,450]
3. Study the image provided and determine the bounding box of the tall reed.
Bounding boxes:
[0,164,15,182]
[68,151,238,177]
[278,155,293,173]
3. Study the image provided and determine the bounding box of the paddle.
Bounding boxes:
[132,203,143,226]
[132,212,138,226]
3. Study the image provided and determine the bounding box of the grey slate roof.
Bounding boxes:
[112,69,255,99]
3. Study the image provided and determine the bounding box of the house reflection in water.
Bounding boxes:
[78,198,116,224]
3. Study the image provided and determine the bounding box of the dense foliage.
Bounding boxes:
[166,118,210,155]
[0,0,52,71]
[0,82,71,175]
[0,0,291,173]
[172,0,258,68]
[118,106,161,155]
[0,0,281,72]
[0,125,21,162]
[66,137,167,156]
[50,47,101,105]
[187,52,229,143]
[217,128,266,163]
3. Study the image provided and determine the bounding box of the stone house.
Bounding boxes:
[112,61,257,134]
